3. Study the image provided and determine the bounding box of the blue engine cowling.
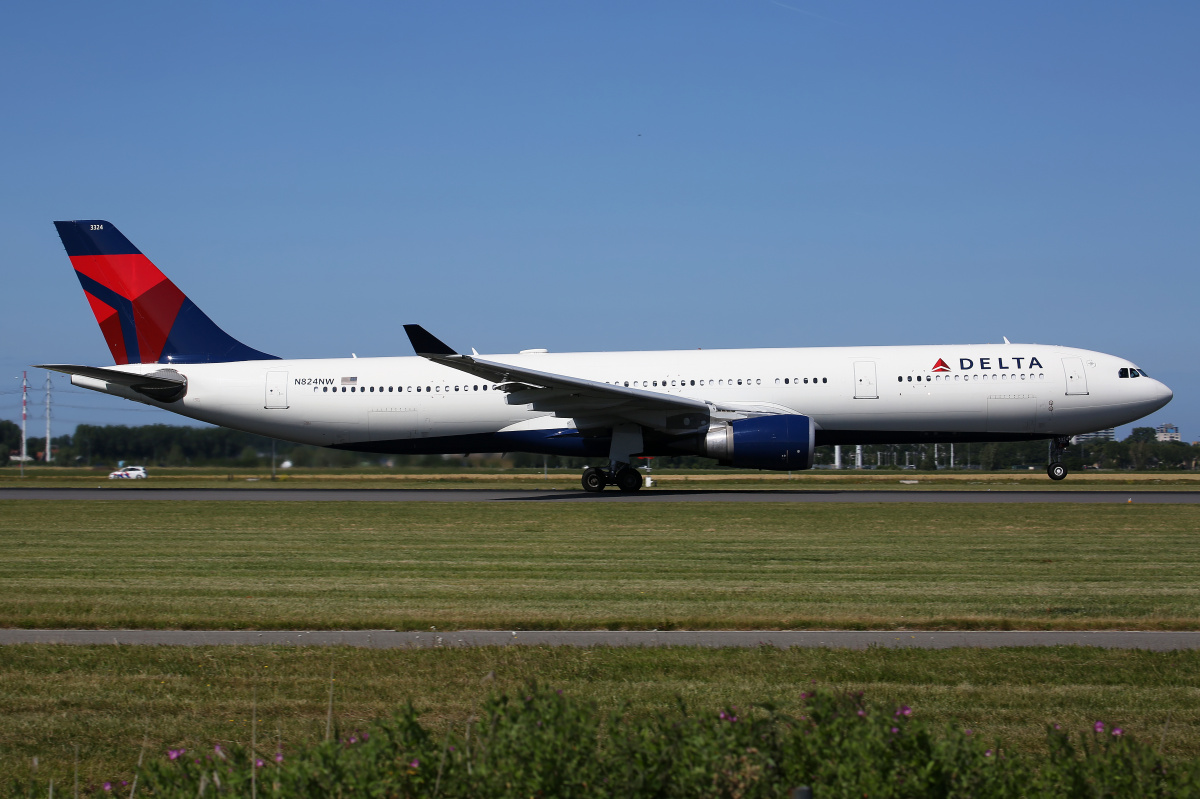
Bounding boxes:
[701,414,815,470]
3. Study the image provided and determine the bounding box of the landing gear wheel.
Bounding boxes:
[615,467,643,492]
[581,467,607,493]
[1047,462,1067,481]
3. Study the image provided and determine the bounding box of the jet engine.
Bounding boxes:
[699,414,815,470]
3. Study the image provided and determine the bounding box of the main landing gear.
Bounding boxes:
[581,465,643,493]
[1047,435,1071,481]
[583,424,647,493]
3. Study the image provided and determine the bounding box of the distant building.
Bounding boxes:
[1073,429,1115,444]
[1155,423,1181,442]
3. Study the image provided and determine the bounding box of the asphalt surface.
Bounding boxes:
[3,629,1199,650]
[2,487,1199,503]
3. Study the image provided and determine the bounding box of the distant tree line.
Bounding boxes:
[0,420,1195,470]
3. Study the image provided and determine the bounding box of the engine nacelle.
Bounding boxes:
[701,414,815,471]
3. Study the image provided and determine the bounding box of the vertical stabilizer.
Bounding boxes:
[54,220,277,364]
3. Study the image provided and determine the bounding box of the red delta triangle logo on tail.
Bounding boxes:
[931,358,951,372]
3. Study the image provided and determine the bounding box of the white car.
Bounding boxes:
[108,466,148,479]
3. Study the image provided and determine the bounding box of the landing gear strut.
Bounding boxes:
[1047,435,1071,481]
[580,465,643,493]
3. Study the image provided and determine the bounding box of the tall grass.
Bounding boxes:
[13,684,1200,797]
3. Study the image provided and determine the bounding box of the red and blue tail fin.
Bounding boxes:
[54,220,277,364]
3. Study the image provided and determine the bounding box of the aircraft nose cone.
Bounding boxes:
[1148,379,1173,411]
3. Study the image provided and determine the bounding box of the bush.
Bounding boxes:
[16,685,1200,797]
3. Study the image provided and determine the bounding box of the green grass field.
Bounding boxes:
[3,644,1200,789]
[1,500,1198,630]
[3,499,1200,789]
[3,465,1200,490]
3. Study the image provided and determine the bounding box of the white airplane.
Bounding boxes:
[40,220,1172,491]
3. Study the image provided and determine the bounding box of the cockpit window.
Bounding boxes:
[1130,369,1141,378]
[1118,368,1129,378]
[1137,369,1149,377]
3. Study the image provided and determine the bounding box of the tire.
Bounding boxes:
[581,468,606,492]
[1047,462,1067,481]
[615,467,643,492]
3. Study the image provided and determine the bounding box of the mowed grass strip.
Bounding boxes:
[1,644,1198,788]
[5,468,1200,490]
[1,500,1199,630]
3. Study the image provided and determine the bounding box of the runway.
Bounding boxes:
[3,629,1199,650]
[2,487,1199,503]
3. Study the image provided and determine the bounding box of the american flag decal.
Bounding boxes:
[341,376,358,385]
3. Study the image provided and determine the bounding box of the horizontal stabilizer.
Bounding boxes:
[36,364,188,402]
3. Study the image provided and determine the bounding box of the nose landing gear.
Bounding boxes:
[1047,435,1071,481]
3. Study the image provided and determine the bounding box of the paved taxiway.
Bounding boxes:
[2,487,1199,503]
[3,629,1199,650]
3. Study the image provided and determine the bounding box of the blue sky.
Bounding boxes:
[2,2,1196,441]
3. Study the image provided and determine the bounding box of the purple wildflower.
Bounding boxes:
[965,729,972,735]
[891,727,899,734]
[349,736,358,744]
[857,710,866,717]
[1054,724,1061,730]
[409,759,420,769]
[1094,721,1105,733]
[900,705,912,717]
[103,783,112,792]
[985,749,993,757]
[168,749,181,761]
[1113,728,1124,736]
[362,733,369,742]
[256,759,264,768]
[275,752,284,763]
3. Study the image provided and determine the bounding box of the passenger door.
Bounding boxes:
[1062,357,1089,395]
[265,371,289,409]
[853,361,878,399]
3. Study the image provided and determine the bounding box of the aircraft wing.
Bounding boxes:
[404,325,715,430]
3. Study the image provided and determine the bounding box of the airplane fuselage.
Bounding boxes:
[77,342,1172,459]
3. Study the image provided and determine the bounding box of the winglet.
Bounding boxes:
[404,324,459,357]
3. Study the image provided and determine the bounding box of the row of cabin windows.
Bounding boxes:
[323,378,831,394]
[322,385,493,393]
[1118,368,1149,378]
[608,378,828,388]
[898,373,1046,383]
